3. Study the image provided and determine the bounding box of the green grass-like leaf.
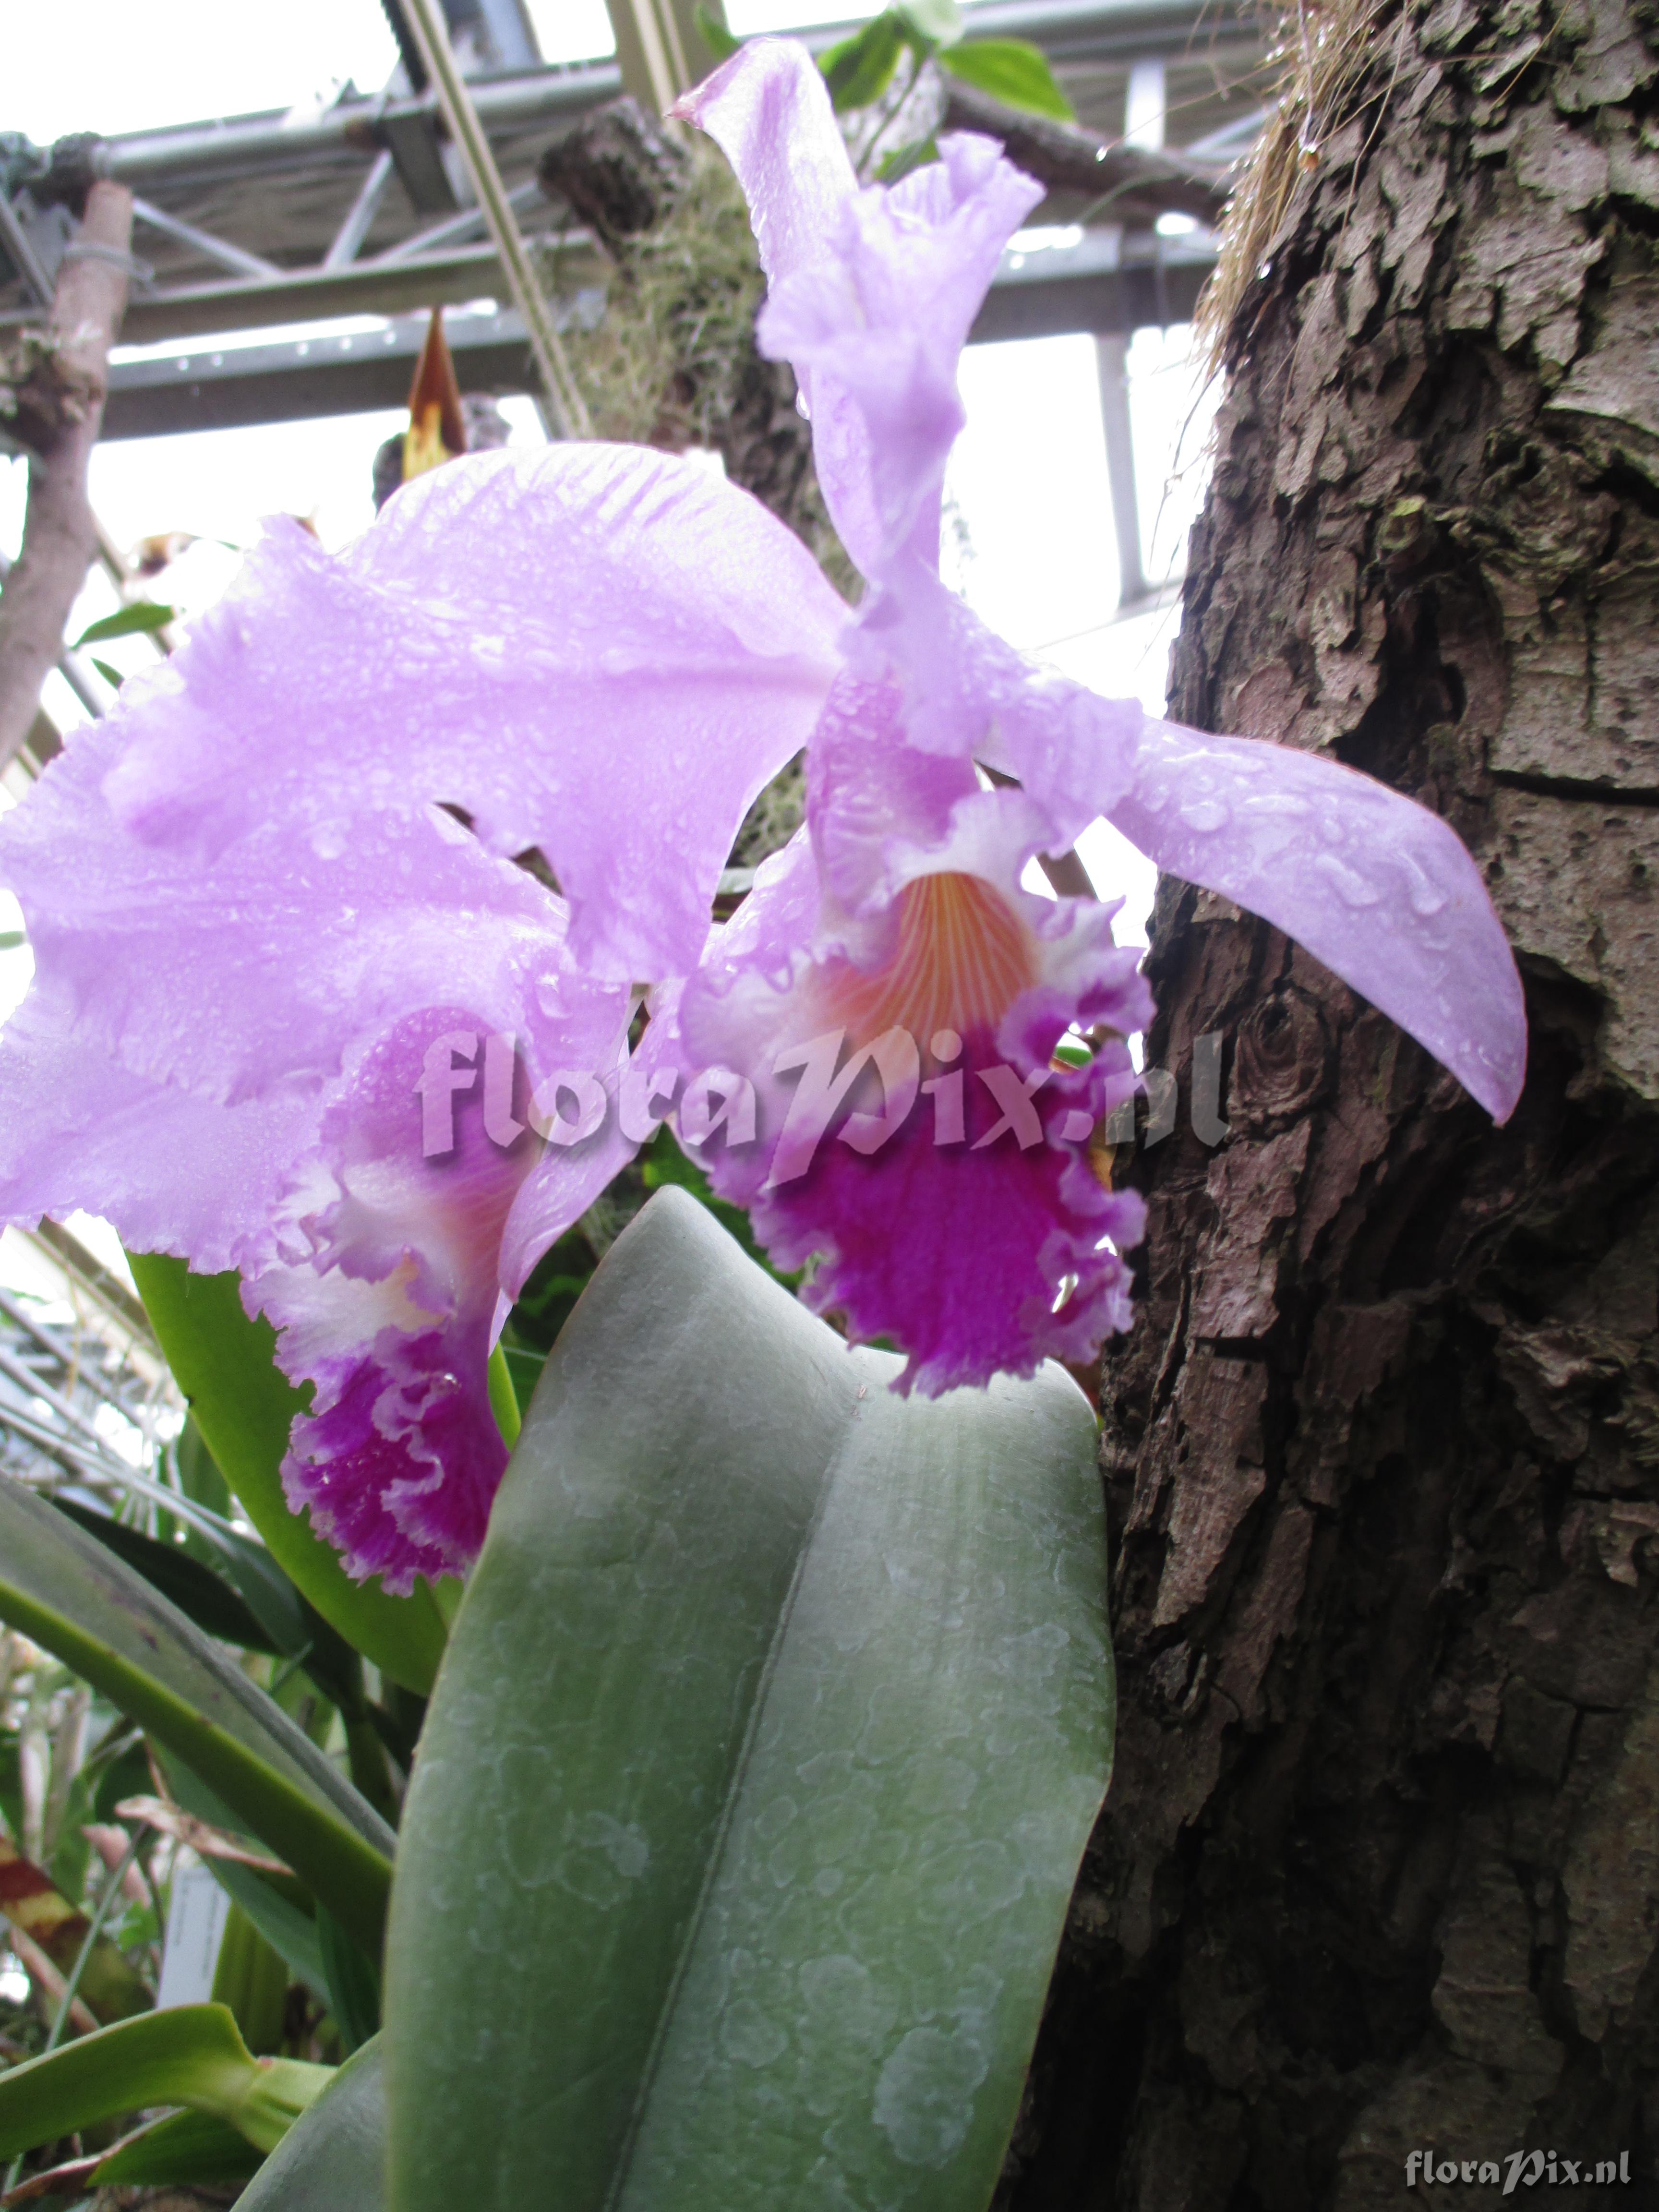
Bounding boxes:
[0,1477,396,1946]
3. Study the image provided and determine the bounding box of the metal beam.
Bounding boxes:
[131,196,281,281]
[96,235,1214,440]
[71,0,1250,201]
[82,66,622,192]
[1,235,607,344]
[969,228,1211,343]
[324,149,398,267]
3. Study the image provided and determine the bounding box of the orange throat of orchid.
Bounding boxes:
[817,870,1038,1052]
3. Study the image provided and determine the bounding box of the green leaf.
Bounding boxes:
[237,2035,384,2212]
[692,0,742,59]
[897,0,962,46]
[203,1851,331,2005]
[0,1476,396,1946]
[72,600,174,646]
[212,1899,292,2054]
[48,1494,280,1653]
[127,1252,452,1695]
[938,37,1075,119]
[385,1188,1113,2211]
[317,1905,382,2054]
[91,655,126,689]
[0,2004,330,2158]
[486,1339,521,1447]
[819,11,906,109]
[95,2107,267,2187]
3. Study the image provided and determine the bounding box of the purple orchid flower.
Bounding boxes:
[0,37,1525,1590]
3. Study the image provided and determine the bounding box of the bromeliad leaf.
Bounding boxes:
[128,1253,451,1695]
[0,1478,396,1944]
[938,37,1076,119]
[385,1189,1114,2211]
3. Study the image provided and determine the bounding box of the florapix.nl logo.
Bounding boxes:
[415,1025,1234,1184]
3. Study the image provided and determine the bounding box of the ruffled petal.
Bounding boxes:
[97,446,844,987]
[681,40,1042,581]
[248,994,629,1589]
[668,706,1151,1390]
[1107,720,1527,1121]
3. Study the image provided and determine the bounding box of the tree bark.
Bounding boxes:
[999,0,1659,2204]
[0,182,133,775]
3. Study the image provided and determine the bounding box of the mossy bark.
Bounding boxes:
[1000,0,1659,2203]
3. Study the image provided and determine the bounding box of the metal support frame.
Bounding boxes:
[375,177,540,264]
[323,148,397,268]
[90,228,1213,439]
[603,0,703,114]
[0,190,54,306]
[1094,331,1147,603]
[0,0,1247,447]
[131,197,279,282]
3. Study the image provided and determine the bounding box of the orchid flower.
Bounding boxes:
[0,39,1525,1591]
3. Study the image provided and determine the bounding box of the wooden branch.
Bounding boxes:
[0,181,134,776]
[939,83,1229,227]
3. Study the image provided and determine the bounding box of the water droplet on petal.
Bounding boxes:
[1178,799,1231,833]
[1401,861,1447,916]
[1315,852,1384,908]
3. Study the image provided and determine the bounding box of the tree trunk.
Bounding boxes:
[1000,0,1659,2204]
[0,181,133,774]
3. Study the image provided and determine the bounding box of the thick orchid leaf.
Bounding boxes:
[128,1252,451,1695]
[939,38,1075,119]
[820,11,906,108]
[95,2109,267,2188]
[237,2036,385,2212]
[385,1187,1112,2212]
[0,2004,330,2157]
[0,1478,395,1944]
